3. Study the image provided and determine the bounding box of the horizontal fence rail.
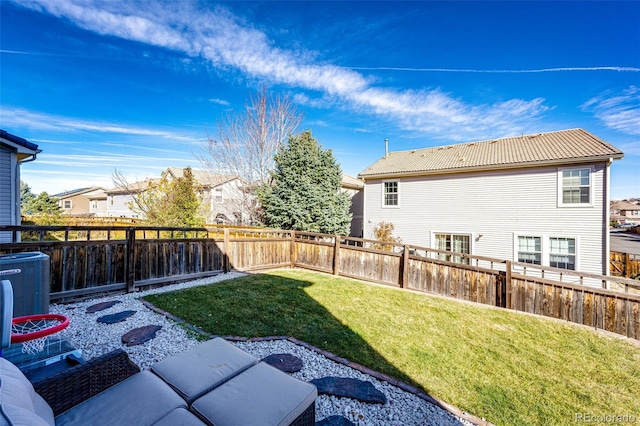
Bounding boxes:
[1,225,639,339]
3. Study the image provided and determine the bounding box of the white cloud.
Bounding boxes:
[617,141,640,156]
[209,98,230,106]
[582,86,640,136]
[0,107,201,142]
[348,66,640,73]
[13,0,550,140]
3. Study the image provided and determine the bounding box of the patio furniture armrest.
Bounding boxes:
[32,349,140,416]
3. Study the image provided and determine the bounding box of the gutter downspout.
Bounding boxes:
[604,157,612,279]
[19,151,39,165]
[15,151,40,242]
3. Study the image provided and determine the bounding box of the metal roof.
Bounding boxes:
[341,173,364,190]
[358,129,624,179]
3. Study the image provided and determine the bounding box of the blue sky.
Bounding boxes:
[1,0,639,199]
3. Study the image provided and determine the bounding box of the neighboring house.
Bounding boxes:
[52,186,105,216]
[165,168,246,224]
[0,130,40,243]
[358,129,624,278]
[616,201,640,223]
[341,173,364,238]
[105,180,157,218]
[105,168,246,223]
[86,188,108,217]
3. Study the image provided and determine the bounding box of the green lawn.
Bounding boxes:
[144,269,640,425]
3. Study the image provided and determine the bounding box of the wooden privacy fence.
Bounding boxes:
[1,225,639,340]
[610,251,640,278]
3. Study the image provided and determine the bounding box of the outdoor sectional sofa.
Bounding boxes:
[0,337,317,426]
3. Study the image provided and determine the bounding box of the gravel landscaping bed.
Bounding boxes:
[50,273,473,425]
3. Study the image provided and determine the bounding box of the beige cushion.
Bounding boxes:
[55,371,187,426]
[0,357,54,426]
[191,362,317,426]
[0,404,50,426]
[32,394,55,426]
[154,407,206,426]
[152,338,257,404]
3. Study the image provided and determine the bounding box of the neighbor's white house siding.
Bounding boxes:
[342,186,364,237]
[89,198,108,217]
[106,193,140,218]
[0,146,16,243]
[203,178,246,224]
[363,162,609,278]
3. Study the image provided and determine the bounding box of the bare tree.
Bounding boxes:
[197,86,303,224]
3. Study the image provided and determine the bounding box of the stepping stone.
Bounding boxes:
[316,415,356,426]
[86,300,121,314]
[261,353,303,373]
[122,325,162,346]
[309,377,387,404]
[97,310,136,324]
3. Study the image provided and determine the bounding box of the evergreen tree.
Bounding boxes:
[20,181,35,213]
[26,192,61,216]
[259,131,351,235]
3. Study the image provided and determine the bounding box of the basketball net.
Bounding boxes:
[20,337,48,355]
[12,317,63,355]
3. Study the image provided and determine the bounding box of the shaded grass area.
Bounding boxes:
[144,269,640,425]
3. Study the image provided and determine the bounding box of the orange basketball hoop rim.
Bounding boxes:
[11,314,69,344]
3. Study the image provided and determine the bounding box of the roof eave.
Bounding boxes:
[358,154,624,180]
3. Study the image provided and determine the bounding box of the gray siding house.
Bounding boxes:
[359,129,624,280]
[0,130,40,243]
[341,173,364,238]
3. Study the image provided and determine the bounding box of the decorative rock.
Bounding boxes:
[310,377,387,404]
[316,415,356,426]
[261,353,303,373]
[122,325,162,346]
[97,310,136,324]
[86,300,121,314]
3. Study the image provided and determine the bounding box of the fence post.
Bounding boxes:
[400,244,410,289]
[126,227,136,293]
[290,231,296,268]
[223,228,230,273]
[505,260,512,309]
[333,235,340,276]
[625,252,631,278]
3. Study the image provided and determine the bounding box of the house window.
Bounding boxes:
[559,167,591,205]
[517,236,541,265]
[214,188,223,203]
[435,233,470,264]
[90,201,98,209]
[63,200,72,209]
[383,181,398,207]
[549,237,576,270]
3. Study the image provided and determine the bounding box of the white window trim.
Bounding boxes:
[213,187,223,204]
[557,166,594,208]
[513,234,542,265]
[547,235,579,271]
[431,231,474,257]
[63,200,72,209]
[513,233,580,271]
[381,180,400,209]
